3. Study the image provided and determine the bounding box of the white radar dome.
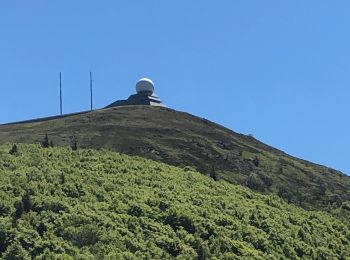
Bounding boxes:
[136,78,154,94]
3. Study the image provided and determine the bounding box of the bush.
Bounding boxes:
[165,209,196,234]
[246,173,265,192]
[41,135,50,148]
[2,240,30,260]
[9,144,18,155]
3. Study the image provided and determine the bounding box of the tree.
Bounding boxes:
[278,187,294,203]
[210,166,219,181]
[13,201,23,220]
[260,174,273,188]
[247,173,265,191]
[253,156,260,167]
[60,172,65,184]
[22,192,32,213]
[9,144,18,155]
[41,135,50,148]
[70,136,78,151]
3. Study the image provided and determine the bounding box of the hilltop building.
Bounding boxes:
[105,78,166,108]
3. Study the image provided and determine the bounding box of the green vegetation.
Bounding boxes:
[0,144,349,259]
[0,106,349,212]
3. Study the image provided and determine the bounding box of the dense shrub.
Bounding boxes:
[0,144,348,259]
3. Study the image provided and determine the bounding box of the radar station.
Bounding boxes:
[105,78,165,108]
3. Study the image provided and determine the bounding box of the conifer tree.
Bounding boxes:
[9,144,18,155]
[253,156,260,167]
[22,192,32,213]
[210,166,219,181]
[41,135,50,148]
[70,136,78,151]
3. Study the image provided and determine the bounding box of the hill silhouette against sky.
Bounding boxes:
[1,1,350,174]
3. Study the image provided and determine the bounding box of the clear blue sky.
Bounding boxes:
[1,1,349,174]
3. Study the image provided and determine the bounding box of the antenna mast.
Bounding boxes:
[59,72,63,115]
[90,72,93,111]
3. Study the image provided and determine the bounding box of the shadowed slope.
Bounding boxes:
[0,106,349,211]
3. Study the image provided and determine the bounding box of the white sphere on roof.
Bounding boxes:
[136,78,154,94]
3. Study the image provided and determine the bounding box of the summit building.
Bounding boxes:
[105,78,165,108]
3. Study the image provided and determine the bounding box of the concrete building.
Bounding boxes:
[105,78,166,108]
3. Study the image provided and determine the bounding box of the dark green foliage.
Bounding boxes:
[260,174,273,188]
[21,191,32,213]
[164,208,196,233]
[59,172,65,184]
[253,156,260,167]
[0,221,10,253]
[2,240,30,260]
[71,141,77,151]
[0,144,349,259]
[278,187,294,203]
[36,222,46,236]
[63,224,99,248]
[210,166,219,181]
[247,173,265,191]
[0,202,10,217]
[9,144,18,155]
[342,201,350,211]
[70,136,78,151]
[41,135,49,148]
[13,201,23,220]
[127,204,144,217]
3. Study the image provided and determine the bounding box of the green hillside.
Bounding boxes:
[1,106,349,212]
[0,144,349,259]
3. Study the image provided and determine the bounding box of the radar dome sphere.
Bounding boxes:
[136,78,154,94]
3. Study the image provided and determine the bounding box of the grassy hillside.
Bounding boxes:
[0,144,349,259]
[0,106,349,212]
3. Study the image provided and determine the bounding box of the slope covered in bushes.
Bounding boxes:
[0,144,349,259]
[1,106,350,212]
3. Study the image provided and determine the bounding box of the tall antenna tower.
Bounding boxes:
[59,72,63,115]
[90,72,93,111]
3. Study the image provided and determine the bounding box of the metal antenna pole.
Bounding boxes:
[60,72,63,115]
[90,72,93,111]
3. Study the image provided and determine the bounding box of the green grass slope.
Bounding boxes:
[0,144,349,259]
[0,106,349,212]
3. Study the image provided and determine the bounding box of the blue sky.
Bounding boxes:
[0,1,349,174]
